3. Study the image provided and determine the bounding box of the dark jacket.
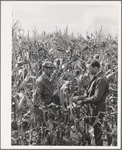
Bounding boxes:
[35,72,55,105]
[83,71,109,112]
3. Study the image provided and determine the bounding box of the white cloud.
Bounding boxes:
[66,5,118,36]
[12,3,119,37]
[12,2,45,13]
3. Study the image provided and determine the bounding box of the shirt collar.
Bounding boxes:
[95,70,104,78]
[42,72,50,81]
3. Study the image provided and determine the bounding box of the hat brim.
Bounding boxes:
[44,66,56,69]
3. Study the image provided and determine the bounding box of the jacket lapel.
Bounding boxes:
[87,71,104,97]
[42,73,53,94]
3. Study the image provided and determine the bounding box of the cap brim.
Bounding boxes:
[44,66,56,68]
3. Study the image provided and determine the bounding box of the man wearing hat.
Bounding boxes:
[73,60,109,146]
[33,61,60,105]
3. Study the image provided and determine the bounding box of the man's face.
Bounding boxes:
[44,67,54,77]
[89,65,96,75]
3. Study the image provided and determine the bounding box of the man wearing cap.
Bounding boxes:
[73,60,109,146]
[33,61,60,105]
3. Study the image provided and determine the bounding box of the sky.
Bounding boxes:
[11,1,120,37]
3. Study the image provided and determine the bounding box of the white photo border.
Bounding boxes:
[1,1,121,149]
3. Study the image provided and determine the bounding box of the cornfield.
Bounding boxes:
[11,20,118,146]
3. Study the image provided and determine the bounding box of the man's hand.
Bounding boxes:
[73,95,86,102]
[73,96,80,101]
[53,90,58,95]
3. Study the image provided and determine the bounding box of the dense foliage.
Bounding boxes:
[11,20,118,146]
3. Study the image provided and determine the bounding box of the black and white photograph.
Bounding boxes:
[1,1,121,149]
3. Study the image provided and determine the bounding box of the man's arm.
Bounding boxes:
[32,79,43,103]
[50,65,61,92]
[83,78,108,104]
